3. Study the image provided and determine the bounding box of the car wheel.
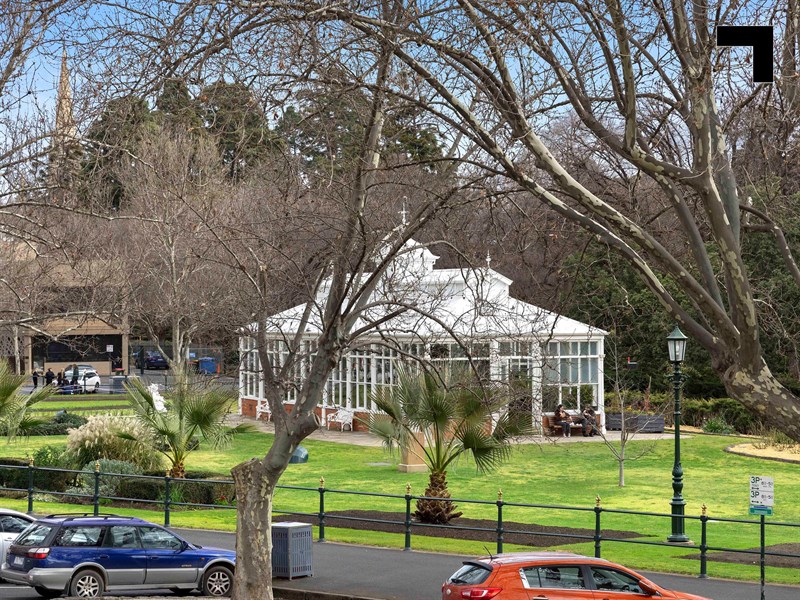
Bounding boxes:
[33,586,61,598]
[94,382,100,393]
[202,565,233,597]
[69,568,104,597]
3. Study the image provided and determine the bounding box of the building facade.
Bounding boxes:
[239,241,606,432]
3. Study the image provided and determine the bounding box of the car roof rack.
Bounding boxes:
[44,513,125,521]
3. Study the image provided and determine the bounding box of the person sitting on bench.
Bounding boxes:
[580,405,598,437]
[554,404,573,437]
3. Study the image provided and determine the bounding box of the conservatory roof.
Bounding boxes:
[247,239,605,342]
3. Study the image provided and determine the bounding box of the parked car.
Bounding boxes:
[0,508,35,582]
[0,514,235,598]
[61,366,101,394]
[136,351,169,370]
[442,552,712,600]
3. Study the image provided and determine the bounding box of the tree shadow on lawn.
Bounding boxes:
[275,510,644,547]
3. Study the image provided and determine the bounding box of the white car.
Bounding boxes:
[61,365,101,393]
[0,508,34,580]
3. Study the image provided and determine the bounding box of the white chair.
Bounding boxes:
[256,399,271,422]
[326,407,354,431]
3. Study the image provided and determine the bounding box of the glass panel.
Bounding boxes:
[580,358,590,383]
[543,357,559,385]
[499,342,512,356]
[580,342,589,355]
[591,568,644,593]
[590,341,597,354]
[15,524,53,546]
[472,343,489,358]
[560,342,571,356]
[0,515,31,533]
[537,566,587,590]
[138,526,183,550]
[589,357,598,382]
[56,526,103,547]
[106,526,140,548]
[560,360,570,383]
[430,344,449,359]
[450,344,467,358]
[570,360,579,383]
[549,341,559,355]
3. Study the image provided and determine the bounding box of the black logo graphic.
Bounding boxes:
[716,26,774,83]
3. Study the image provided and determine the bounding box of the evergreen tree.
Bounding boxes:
[83,96,156,209]
[155,78,204,132]
[197,81,280,181]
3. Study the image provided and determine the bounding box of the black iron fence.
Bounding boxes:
[2,462,799,583]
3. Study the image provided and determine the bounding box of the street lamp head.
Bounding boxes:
[667,325,688,363]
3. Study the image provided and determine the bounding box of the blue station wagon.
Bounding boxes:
[0,514,235,598]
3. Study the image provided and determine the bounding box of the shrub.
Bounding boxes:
[0,458,29,490]
[115,470,234,506]
[702,416,735,434]
[65,459,144,502]
[117,477,164,502]
[30,445,76,492]
[54,410,89,427]
[66,415,163,472]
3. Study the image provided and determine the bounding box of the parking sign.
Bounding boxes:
[750,475,774,516]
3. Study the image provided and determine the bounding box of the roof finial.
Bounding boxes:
[400,198,408,226]
[485,250,492,269]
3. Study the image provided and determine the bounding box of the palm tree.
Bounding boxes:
[0,363,53,440]
[122,375,254,478]
[369,368,533,524]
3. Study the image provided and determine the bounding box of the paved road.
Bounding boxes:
[3,528,798,599]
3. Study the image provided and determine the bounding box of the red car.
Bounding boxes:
[442,552,712,600]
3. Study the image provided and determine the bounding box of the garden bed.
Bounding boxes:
[274,510,645,547]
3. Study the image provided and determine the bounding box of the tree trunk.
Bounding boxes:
[719,358,800,440]
[170,462,185,479]
[415,471,462,524]
[618,448,625,488]
[231,459,276,600]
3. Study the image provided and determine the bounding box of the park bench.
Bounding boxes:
[542,411,603,437]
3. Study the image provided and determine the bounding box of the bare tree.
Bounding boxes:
[260,0,800,440]
[113,123,242,374]
[62,1,800,597]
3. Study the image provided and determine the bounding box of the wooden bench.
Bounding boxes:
[543,411,603,437]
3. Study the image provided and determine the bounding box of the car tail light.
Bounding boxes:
[460,588,502,599]
[26,547,50,559]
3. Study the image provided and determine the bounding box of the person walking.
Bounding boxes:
[56,371,64,387]
[32,369,39,389]
[70,364,79,386]
[45,368,55,386]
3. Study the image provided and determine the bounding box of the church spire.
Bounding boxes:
[49,48,81,202]
[55,48,76,140]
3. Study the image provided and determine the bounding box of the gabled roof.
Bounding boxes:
[247,239,605,341]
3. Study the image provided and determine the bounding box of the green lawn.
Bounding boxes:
[1,431,799,584]
[29,394,134,416]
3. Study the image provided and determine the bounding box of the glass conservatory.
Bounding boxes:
[239,240,606,433]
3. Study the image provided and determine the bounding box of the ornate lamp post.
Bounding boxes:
[667,325,689,543]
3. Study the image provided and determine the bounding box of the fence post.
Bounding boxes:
[27,457,34,514]
[164,470,172,527]
[496,489,504,555]
[594,495,602,558]
[318,477,326,543]
[93,461,101,516]
[404,483,412,551]
[699,504,708,578]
